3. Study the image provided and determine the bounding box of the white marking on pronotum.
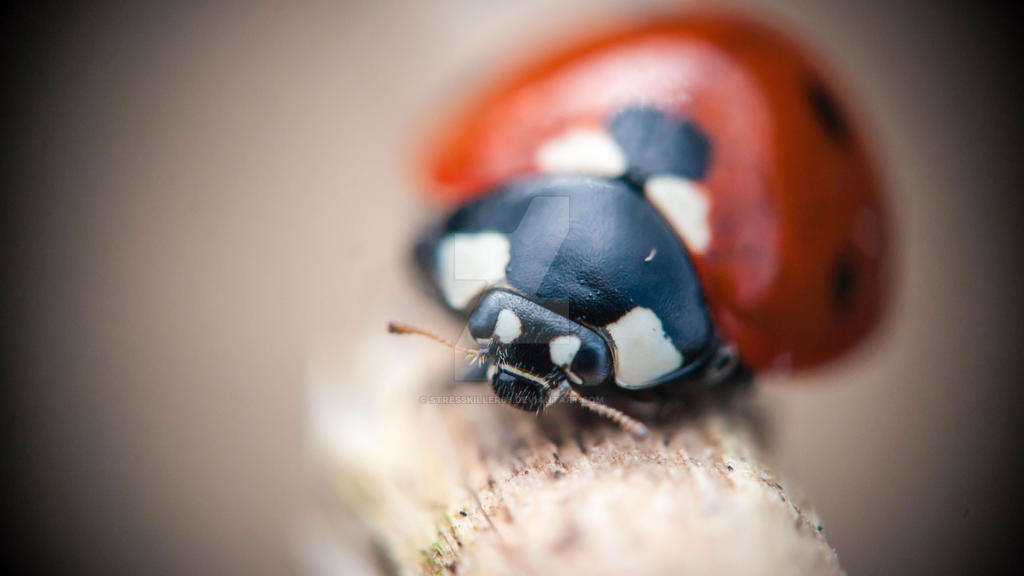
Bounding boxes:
[493,309,522,343]
[548,334,582,369]
[645,175,712,254]
[605,306,683,389]
[535,127,628,177]
[436,232,510,310]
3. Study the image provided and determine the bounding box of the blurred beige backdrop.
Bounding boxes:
[5,1,1020,574]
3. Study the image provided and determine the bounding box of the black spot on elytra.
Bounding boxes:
[807,80,849,143]
[831,252,857,312]
[608,106,712,185]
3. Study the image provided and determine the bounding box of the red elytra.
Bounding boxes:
[417,10,888,372]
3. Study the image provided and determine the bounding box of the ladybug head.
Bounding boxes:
[468,289,613,388]
[389,288,648,437]
[465,289,612,412]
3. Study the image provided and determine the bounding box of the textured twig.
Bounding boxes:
[310,330,844,575]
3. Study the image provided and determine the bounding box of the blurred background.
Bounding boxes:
[2,1,1021,574]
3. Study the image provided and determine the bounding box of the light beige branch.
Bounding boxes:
[309,330,843,576]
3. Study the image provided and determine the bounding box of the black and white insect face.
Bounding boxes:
[419,175,721,391]
[468,290,614,411]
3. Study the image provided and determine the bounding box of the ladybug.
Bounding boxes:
[391,10,888,437]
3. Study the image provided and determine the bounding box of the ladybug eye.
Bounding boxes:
[830,252,858,312]
[807,80,849,143]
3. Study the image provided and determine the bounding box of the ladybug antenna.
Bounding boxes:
[388,321,485,362]
[558,382,649,439]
